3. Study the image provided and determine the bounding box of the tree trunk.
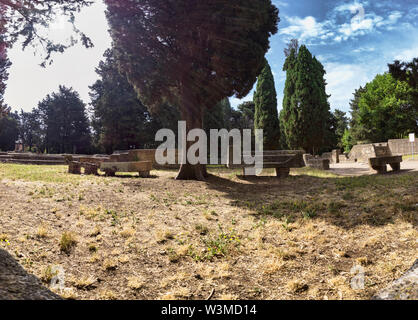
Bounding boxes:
[175,102,208,181]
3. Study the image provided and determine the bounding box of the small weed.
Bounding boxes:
[59,232,77,254]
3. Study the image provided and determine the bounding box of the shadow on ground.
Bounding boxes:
[203,170,418,229]
[0,248,61,300]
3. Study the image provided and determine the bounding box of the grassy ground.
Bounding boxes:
[403,154,418,161]
[0,163,416,300]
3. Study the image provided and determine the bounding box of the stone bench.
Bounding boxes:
[227,150,305,178]
[100,161,153,177]
[369,156,402,174]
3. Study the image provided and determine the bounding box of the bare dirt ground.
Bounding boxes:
[0,163,416,300]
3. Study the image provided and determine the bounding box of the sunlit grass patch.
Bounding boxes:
[0,164,93,184]
[292,167,340,178]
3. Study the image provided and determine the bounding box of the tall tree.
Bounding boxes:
[388,58,418,89]
[254,58,280,150]
[104,0,279,180]
[355,73,417,142]
[203,98,232,132]
[333,109,349,149]
[0,110,18,150]
[284,39,299,58]
[322,109,349,152]
[281,45,330,154]
[236,101,256,131]
[38,86,91,154]
[0,4,10,116]
[90,49,180,153]
[19,108,42,152]
[389,58,418,119]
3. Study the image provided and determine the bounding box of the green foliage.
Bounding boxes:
[342,129,354,153]
[1,0,92,65]
[236,101,256,131]
[356,73,417,142]
[0,111,19,151]
[203,98,233,131]
[19,109,42,152]
[90,49,179,153]
[322,109,349,152]
[280,45,330,154]
[38,86,91,154]
[254,59,280,150]
[105,0,279,122]
[105,0,279,179]
[346,59,418,149]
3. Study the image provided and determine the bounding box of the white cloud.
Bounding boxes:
[280,16,332,42]
[281,2,406,44]
[273,1,288,8]
[324,62,382,110]
[394,44,418,62]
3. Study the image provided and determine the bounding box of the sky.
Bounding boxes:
[4,0,418,115]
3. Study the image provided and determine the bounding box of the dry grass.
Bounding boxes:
[0,164,416,300]
[59,232,77,254]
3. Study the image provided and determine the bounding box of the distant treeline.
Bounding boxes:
[1,49,416,155]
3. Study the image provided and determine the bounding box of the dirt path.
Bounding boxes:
[330,160,418,177]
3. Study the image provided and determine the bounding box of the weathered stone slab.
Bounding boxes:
[100,161,152,176]
[227,150,304,178]
[373,260,418,300]
[303,154,330,170]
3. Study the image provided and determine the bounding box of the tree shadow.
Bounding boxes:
[0,248,61,300]
[204,170,418,229]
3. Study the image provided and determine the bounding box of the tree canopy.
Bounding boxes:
[104,0,279,179]
[90,49,179,154]
[0,0,92,116]
[38,85,91,154]
[356,73,417,142]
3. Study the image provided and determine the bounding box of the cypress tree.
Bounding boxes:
[254,59,280,150]
[280,45,330,154]
[280,48,299,150]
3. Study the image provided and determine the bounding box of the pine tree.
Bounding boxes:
[90,50,179,154]
[254,59,280,150]
[280,45,330,154]
[38,86,91,154]
[0,110,19,151]
[105,0,279,180]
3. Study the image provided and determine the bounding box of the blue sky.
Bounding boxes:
[4,0,418,114]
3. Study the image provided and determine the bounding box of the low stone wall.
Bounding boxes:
[388,139,418,156]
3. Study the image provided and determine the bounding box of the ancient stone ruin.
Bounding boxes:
[66,150,154,177]
[227,150,305,177]
[303,154,330,170]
